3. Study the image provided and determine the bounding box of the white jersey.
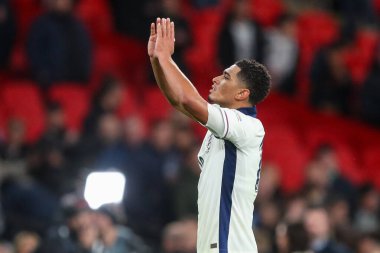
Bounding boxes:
[197,103,264,253]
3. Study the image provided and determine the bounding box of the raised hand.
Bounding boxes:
[154,17,175,59]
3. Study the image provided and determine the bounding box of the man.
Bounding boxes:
[148,18,271,253]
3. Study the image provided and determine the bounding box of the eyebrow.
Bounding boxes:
[223,71,231,78]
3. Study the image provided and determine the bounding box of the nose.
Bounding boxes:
[212,76,220,85]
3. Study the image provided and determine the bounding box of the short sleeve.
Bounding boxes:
[204,104,264,145]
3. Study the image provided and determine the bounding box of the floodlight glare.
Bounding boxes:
[84,171,126,209]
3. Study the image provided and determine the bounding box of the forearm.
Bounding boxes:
[156,56,207,123]
[156,56,199,105]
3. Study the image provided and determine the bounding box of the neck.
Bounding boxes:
[229,101,253,110]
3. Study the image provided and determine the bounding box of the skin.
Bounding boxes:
[148,18,252,125]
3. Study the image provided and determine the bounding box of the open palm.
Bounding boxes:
[148,18,175,58]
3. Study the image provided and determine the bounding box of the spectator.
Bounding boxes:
[0,0,16,69]
[173,146,199,218]
[36,207,95,253]
[218,0,265,69]
[302,144,357,214]
[360,43,380,127]
[27,0,92,88]
[126,119,177,248]
[356,233,380,253]
[304,206,352,253]
[38,102,78,155]
[264,14,299,95]
[94,205,151,253]
[161,218,197,253]
[14,231,40,253]
[354,185,380,234]
[0,241,13,253]
[0,119,29,162]
[310,41,354,115]
[82,76,123,138]
[327,196,356,249]
[79,113,123,169]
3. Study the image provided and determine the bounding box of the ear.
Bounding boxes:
[235,88,250,101]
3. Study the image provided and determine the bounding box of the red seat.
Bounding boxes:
[343,30,379,85]
[10,0,43,40]
[375,0,380,15]
[48,84,90,131]
[142,88,173,124]
[117,87,139,118]
[263,126,307,193]
[251,0,284,27]
[362,146,380,189]
[0,104,6,140]
[0,81,45,142]
[296,11,339,100]
[75,0,113,44]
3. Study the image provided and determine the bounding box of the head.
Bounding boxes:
[303,206,331,241]
[97,113,122,144]
[13,231,40,253]
[161,0,181,16]
[209,59,271,108]
[232,0,252,20]
[94,76,123,112]
[46,102,65,130]
[44,0,74,13]
[276,13,297,38]
[150,119,174,152]
[6,118,25,145]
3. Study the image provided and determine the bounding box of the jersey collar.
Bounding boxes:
[237,106,257,118]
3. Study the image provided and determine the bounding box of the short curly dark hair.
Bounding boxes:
[235,59,271,105]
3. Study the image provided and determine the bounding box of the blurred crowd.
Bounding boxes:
[0,0,380,252]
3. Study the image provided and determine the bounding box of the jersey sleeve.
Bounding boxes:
[205,103,261,144]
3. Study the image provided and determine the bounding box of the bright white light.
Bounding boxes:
[84,171,126,209]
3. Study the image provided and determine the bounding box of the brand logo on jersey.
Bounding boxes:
[198,156,204,168]
[205,134,213,154]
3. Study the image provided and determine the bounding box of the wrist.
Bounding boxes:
[157,54,172,65]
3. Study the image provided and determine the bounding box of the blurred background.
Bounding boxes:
[0,0,380,252]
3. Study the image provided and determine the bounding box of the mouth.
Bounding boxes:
[209,85,216,93]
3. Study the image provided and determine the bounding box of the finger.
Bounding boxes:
[171,22,175,41]
[167,18,171,38]
[157,20,162,39]
[156,17,161,32]
[162,18,167,38]
[150,22,155,36]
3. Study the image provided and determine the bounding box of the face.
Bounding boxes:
[209,65,248,108]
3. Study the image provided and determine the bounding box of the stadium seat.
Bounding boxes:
[186,8,223,80]
[0,81,45,142]
[48,84,90,132]
[296,11,339,100]
[10,0,42,40]
[74,0,114,44]
[251,0,284,27]
[375,0,380,15]
[262,126,307,193]
[362,146,380,189]
[141,88,173,124]
[9,43,29,75]
[343,30,379,85]
[117,87,139,119]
